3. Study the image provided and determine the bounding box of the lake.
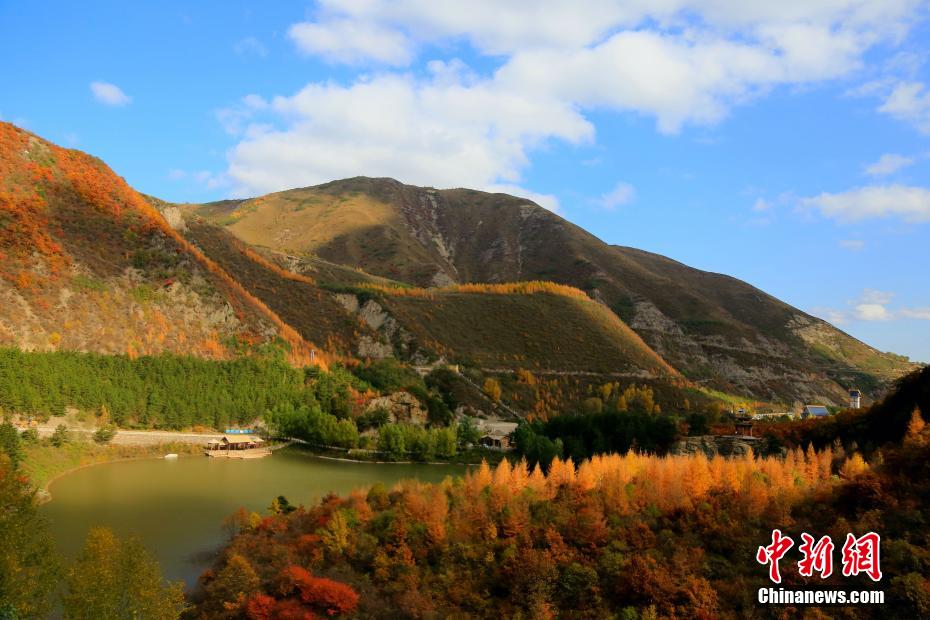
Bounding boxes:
[41,448,465,587]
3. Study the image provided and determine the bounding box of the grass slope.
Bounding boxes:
[377,287,677,375]
[184,179,451,284]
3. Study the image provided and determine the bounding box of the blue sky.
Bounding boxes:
[2,1,929,362]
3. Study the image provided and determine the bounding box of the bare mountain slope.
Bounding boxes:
[189,177,916,403]
[0,122,316,363]
[0,126,681,385]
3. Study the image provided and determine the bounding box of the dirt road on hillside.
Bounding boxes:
[32,424,224,446]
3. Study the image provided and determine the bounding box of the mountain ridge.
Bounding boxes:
[0,123,914,407]
[0,122,318,365]
[186,175,917,404]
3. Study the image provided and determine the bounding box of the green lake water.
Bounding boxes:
[40,448,464,587]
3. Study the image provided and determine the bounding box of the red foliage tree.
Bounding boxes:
[277,566,359,617]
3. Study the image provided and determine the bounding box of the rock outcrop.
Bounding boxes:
[364,391,428,426]
[671,435,784,458]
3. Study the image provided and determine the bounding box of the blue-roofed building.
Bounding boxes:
[802,405,831,419]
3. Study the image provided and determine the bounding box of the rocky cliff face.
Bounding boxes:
[364,392,428,426]
[0,123,284,359]
[671,435,785,458]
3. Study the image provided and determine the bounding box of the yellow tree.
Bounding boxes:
[483,377,502,402]
[62,527,187,620]
[840,454,869,479]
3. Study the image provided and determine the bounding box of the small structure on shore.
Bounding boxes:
[476,420,517,451]
[801,405,831,419]
[734,419,754,437]
[479,429,513,451]
[205,435,270,459]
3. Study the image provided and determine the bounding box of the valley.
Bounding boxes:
[1,122,927,619]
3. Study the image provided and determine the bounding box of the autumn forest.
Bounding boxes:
[1,115,929,620]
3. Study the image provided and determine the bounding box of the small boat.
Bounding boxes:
[164,453,179,460]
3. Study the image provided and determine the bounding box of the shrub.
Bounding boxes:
[457,417,481,448]
[19,427,39,444]
[93,425,116,444]
[0,422,22,466]
[427,395,453,426]
[353,359,424,393]
[50,424,70,447]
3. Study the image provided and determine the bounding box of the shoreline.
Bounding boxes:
[302,452,478,467]
[34,446,201,505]
[33,443,493,505]
[284,441,500,466]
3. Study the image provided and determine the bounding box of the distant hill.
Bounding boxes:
[0,122,314,363]
[187,177,917,404]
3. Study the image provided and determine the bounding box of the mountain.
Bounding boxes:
[182,221,676,382]
[0,125,673,399]
[1,124,913,406]
[186,177,917,404]
[0,122,316,364]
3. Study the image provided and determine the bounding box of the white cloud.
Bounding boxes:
[242,94,269,110]
[839,289,930,322]
[864,153,914,176]
[234,36,268,58]
[815,289,930,324]
[495,24,876,134]
[288,19,412,65]
[168,169,186,180]
[753,198,772,211]
[599,182,637,210]
[878,81,930,134]
[90,81,131,106]
[861,289,894,305]
[282,1,918,134]
[801,185,930,223]
[224,71,592,199]
[303,0,917,60]
[854,303,893,321]
[839,239,865,251]
[224,1,924,199]
[216,95,271,135]
[900,308,930,320]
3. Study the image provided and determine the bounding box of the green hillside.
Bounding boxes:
[373,285,677,376]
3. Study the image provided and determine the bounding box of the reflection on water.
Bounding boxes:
[41,448,464,586]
